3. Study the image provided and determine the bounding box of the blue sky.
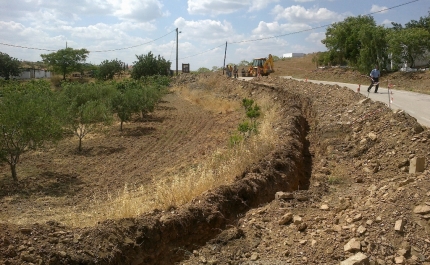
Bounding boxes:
[0,0,428,70]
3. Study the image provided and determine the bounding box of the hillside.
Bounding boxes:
[0,72,429,264]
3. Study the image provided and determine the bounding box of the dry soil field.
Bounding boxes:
[0,57,430,265]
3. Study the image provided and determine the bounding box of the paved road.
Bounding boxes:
[238,76,430,128]
[283,77,430,128]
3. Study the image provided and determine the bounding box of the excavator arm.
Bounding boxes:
[263,54,274,72]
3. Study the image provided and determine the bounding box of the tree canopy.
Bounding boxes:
[322,15,388,72]
[0,81,63,181]
[0,52,21,80]
[388,27,430,68]
[321,12,430,73]
[97,59,125,80]
[59,82,114,151]
[131,52,171,79]
[41,47,89,80]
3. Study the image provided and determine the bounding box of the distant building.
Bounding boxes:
[182,63,190,73]
[14,68,51,79]
[282,53,305,58]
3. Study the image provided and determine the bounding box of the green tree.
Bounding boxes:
[322,15,387,72]
[0,80,63,181]
[405,11,430,32]
[41,47,89,80]
[388,27,430,68]
[97,59,124,80]
[241,98,261,134]
[356,24,389,72]
[112,80,142,131]
[59,82,114,151]
[131,51,171,79]
[0,52,21,80]
[271,55,281,61]
[197,67,211,73]
[238,60,250,66]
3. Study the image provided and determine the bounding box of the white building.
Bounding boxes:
[15,69,51,79]
[282,53,305,58]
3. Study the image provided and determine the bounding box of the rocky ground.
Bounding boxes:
[0,72,429,265]
[182,75,430,265]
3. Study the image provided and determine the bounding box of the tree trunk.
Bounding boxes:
[120,121,123,131]
[78,137,82,152]
[10,163,18,182]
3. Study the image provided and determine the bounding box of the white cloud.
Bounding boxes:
[248,0,280,12]
[174,17,239,42]
[187,0,248,16]
[0,0,165,25]
[187,0,279,15]
[0,21,51,43]
[305,32,325,45]
[252,21,311,35]
[108,0,165,22]
[381,19,393,26]
[272,5,342,23]
[370,5,388,14]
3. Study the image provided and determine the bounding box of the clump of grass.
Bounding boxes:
[326,166,348,185]
[327,175,342,185]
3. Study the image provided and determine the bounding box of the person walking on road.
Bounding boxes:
[367,65,380,93]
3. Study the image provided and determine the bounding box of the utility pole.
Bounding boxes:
[176,28,179,76]
[223,42,227,75]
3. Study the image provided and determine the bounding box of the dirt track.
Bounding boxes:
[1,73,430,264]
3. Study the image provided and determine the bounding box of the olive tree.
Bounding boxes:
[97,59,125,80]
[0,80,63,181]
[59,82,114,151]
[112,79,165,129]
[112,80,142,131]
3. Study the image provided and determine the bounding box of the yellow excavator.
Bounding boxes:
[248,54,275,77]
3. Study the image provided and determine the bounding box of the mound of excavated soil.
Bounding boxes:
[1,73,429,265]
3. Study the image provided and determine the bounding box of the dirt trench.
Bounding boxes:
[0,80,317,265]
[92,83,315,265]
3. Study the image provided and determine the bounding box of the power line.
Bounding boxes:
[0,43,56,52]
[180,0,421,58]
[0,0,421,58]
[230,0,420,44]
[179,43,225,60]
[0,29,176,53]
[91,29,176,52]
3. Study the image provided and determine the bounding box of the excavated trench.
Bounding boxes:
[1,81,317,265]
[102,82,316,265]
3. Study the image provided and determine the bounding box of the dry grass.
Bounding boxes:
[327,166,348,185]
[153,92,280,209]
[50,79,282,227]
[173,85,239,114]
